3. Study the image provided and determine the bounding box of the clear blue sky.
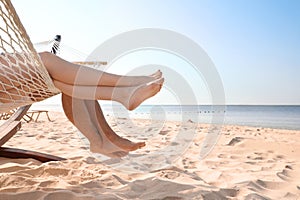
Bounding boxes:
[11,0,300,105]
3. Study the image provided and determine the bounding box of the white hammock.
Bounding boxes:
[0,0,60,113]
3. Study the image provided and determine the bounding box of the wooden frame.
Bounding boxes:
[23,110,53,123]
[0,105,65,162]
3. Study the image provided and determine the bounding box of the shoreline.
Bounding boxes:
[29,103,300,131]
[31,109,300,131]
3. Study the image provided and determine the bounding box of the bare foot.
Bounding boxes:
[117,70,162,87]
[102,132,145,152]
[62,94,130,158]
[89,142,129,158]
[123,78,164,111]
[150,70,162,79]
[85,99,146,151]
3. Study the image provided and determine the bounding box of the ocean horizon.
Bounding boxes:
[30,103,300,131]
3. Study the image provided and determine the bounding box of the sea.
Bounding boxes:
[30,104,300,131]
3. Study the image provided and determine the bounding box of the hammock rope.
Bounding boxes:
[0,0,60,113]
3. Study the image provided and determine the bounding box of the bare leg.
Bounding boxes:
[53,78,164,111]
[83,97,146,151]
[61,94,128,157]
[39,51,162,87]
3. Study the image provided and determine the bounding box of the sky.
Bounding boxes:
[11,0,300,105]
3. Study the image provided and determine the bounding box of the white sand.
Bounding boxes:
[0,111,299,200]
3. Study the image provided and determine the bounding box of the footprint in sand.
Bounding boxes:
[38,180,58,188]
[227,137,244,146]
[147,127,153,132]
[159,130,170,135]
[276,165,300,182]
[217,154,227,158]
[158,170,181,179]
[36,135,45,139]
[244,193,271,200]
[255,179,287,190]
[248,152,268,160]
[171,142,179,146]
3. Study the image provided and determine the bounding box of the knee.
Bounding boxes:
[39,51,53,66]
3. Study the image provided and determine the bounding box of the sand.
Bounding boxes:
[0,111,299,200]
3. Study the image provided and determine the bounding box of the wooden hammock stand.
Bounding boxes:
[0,105,66,162]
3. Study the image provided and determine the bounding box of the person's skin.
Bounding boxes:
[85,98,146,151]
[39,51,162,87]
[61,94,129,157]
[53,78,164,111]
[62,94,145,153]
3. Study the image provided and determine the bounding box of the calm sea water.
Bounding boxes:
[31,104,300,130]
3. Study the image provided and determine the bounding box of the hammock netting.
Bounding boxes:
[0,0,59,113]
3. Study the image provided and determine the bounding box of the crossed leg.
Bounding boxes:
[62,94,130,157]
[83,97,146,151]
[54,78,164,111]
[39,51,162,87]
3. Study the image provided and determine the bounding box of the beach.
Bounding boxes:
[0,111,299,200]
